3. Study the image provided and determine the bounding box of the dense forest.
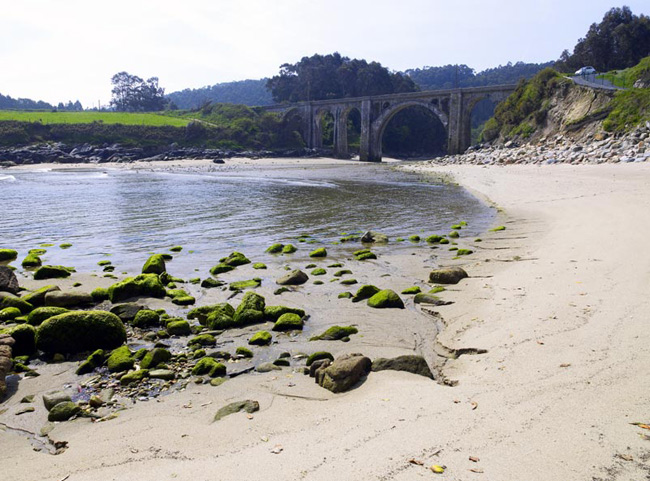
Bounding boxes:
[166,79,273,109]
[0,93,54,111]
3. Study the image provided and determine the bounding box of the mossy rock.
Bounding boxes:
[206,312,236,331]
[167,320,191,336]
[413,293,446,305]
[90,287,109,302]
[351,285,380,303]
[170,246,183,252]
[264,305,305,322]
[309,248,327,258]
[273,313,303,331]
[108,274,166,302]
[189,277,200,285]
[188,334,217,348]
[0,307,21,322]
[248,331,272,346]
[474,238,483,242]
[338,292,353,299]
[140,347,172,369]
[36,311,126,354]
[310,325,358,341]
[97,260,112,266]
[367,289,404,309]
[229,278,261,291]
[306,351,334,366]
[265,243,284,254]
[252,263,267,270]
[209,263,235,275]
[282,244,297,254]
[448,231,460,239]
[0,293,33,314]
[456,249,473,256]
[27,307,68,326]
[425,235,444,244]
[232,309,264,326]
[409,235,421,242]
[439,238,450,245]
[9,324,36,356]
[220,252,251,267]
[21,254,42,268]
[33,265,74,280]
[168,289,196,306]
[201,278,225,288]
[428,267,468,285]
[311,268,326,276]
[192,357,226,377]
[189,303,235,325]
[19,285,58,307]
[401,286,421,295]
[451,224,462,230]
[236,346,254,358]
[333,269,352,277]
[142,254,166,275]
[76,349,105,375]
[490,226,506,232]
[354,249,377,261]
[429,286,446,294]
[120,369,149,386]
[47,401,80,422]
[236,291,265,313]
[134,348,148,360]
[0,249,18,262]
[107,346,134,372]
[340,279,357,285]
[131,309,161,328]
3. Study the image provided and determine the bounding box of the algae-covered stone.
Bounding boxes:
[236,346,253,358]
[131,309,161,328]
[448,230,460,239]
[36,310,126,354]
[188,303,234,325]
[120,369,149,386]
[409,235,421,242]
[360,231,389,244]
[209,263,235,275]
[213,400,259,422]
[428,267,468,285]
[372,355,434,379]
[167,320,191,336]
[229,278,261,291]
[425,235,444,244]
[34,265,74,280]
[282,244,297,254]
[48,401,80,422]
[0,292,33,314]
[108,274,166,302]
[367,289,404,309]
[233,309,264,326]
[0,307,21,322]
[306,351,334,366]
[456,249,473,256]
[401,286,421,295]
[0,249,18,262]
[314,353,371,393]
[340,278,357,285]
[201,278,225,288]
[22,253,42,268]
[263,305,305,322]
[192,357,226,377]
[19,286,59,308]
[142,254,166,275]
[90,287,109,302]
[140,347,172,369]
[276,269,308,286]
[338,292,353,299]
[188,334,217,348]
[43,392,71,411]
[273,313,303,331]
[107,346,134,372]
[309,248,327,258]
[9,324,36,356]
[490,225,506,231]
[44,291,93,308]
[76,349,105,375]
[236,291,265,314]
[252,263,267,270]
[311,268,326,276]
[265,243,284,254]
[310,325,358,341]
[351,285,380,303]
[170,246,183,252]
[27,307,68,326]
[167,289,196,305]
[248,331,272,346]
[110,303,144,322]
[334,269,352,277]
[354,249,377,261]
[220,251,251,267]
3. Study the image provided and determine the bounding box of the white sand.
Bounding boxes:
[2,162,649,480]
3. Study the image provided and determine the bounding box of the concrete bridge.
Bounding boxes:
[263,84,517,161]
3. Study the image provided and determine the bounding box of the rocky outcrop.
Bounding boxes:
[0,334,14,400]
[313,353,371,393]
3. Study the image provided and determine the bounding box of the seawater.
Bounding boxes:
[0,162,494,276]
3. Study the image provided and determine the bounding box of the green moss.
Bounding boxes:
[310,325,358,341]
[236,346,254,358]
[140,347,172,369]
[76,349,105,375]
[338,292,353,299]
[248,330,272,346]
[273,313,303,331]
[456,249,473,256]
[26,307,68,326]
[0,249,18,262]
[170,246,183,252]
[167,289,196,306]
[340,279,357,285]
[311,268,326,276]
[449,247,458,251]
[188,334,217,348]
[354,250,377,261]
[367,289,404,309]
[59,243,72,249]
[201,278,225,288]
[34,265,74,280]
[401,286,421,295]
[229,278,261,291]
[89,287,108,302]
[409,235,421,242]
[448,231,460,239]
[167,320,191,336]
[265,243,284,254]
[0,294,33,314]
[333,269,352,277]
[425,235,444,244]
[313,280,324,285]
[97,260,111,266]
[47,401,81,422]
[142,254,166,275]
[232,309,264,325]
[209,263,235,275]
[305,264,317,269]
[351,285,380,303]
[490,226,506,232]
[9,324,36,356]
[309,247,327,258]
[264,305,305,321]
[192,357,226,377]
[474,238,482,242]
[0,307,21,321]
[220,251,251,267]
[132,309,161,328]
[253,263,267,270]
[306,351,334,366]
[120,369,149,386]
[107,274,166,302]
[439,238,450,245]
[429,286,446,294]
[107,346,134,372]
[188,303,235,324]
[328,263,343,268]
[21,254,42,268]
[282,244,297,254]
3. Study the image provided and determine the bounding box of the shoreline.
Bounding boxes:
[2,159,649,480]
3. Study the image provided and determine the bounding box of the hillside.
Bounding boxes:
[166,79,273,109]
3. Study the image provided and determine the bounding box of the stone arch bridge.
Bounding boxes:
[262,85,516,161]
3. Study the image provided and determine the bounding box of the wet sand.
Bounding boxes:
[2,160,649,481]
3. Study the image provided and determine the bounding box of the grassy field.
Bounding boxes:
[0,110,190,127]
[597,56,650,88]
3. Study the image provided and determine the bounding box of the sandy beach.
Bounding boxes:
[2,160,650,481]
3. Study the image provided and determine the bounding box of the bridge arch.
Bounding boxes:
[370,100,449,161]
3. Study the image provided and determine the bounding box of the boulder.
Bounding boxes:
[263,305,305,321]
[47,401,80,422]
[192,357,226,377]
[120,369,149,386]
[44,291,93,308]
[131,309,160,328]
[0,266,19,294]
[367,289,404,309]
[21,285,60,307]
[361,231,388,244]
[110,303,145,322]
[306,351,334,366]
[428,267,468,285]
[36,310,126,354]
[351,285,380,303]
[272,313,303,331]
[314,353,371,393]
[248,331,272,346]
[220,252,251,267]
[43,391,72,411]
[0,291,33,314]
[140,347,172,369]
[107,274,166,302]
[309,248,327,258]
[0,249,18,262]
[213,400,259,422]
[76,349,105,375]
[188,303,235,325]
[0,307,21,322]
[107,346,134,372]
[27,307,68,326]
[8,324,36,356]
[33,265,74,280]
[167,320,191,336]
[142,254,166,275]
[371,355,434,379]
[276,270,309,286]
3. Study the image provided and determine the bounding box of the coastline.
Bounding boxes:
[2,159,650,480]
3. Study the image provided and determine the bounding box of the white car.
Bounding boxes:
[575,66,597,76]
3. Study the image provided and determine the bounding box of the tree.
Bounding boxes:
[110,72,166,111]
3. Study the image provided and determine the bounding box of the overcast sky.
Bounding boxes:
[1,0,647,107]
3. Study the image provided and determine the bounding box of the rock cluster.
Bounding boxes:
[0,334,14,399]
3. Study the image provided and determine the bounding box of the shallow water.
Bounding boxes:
[0,162,494,275]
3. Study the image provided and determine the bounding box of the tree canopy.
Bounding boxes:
[166,79,273,109]
[266,52,418,102]
[555,6,650,72]
[110,72,166,112]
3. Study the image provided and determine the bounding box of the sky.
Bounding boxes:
[1,0,647,108]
